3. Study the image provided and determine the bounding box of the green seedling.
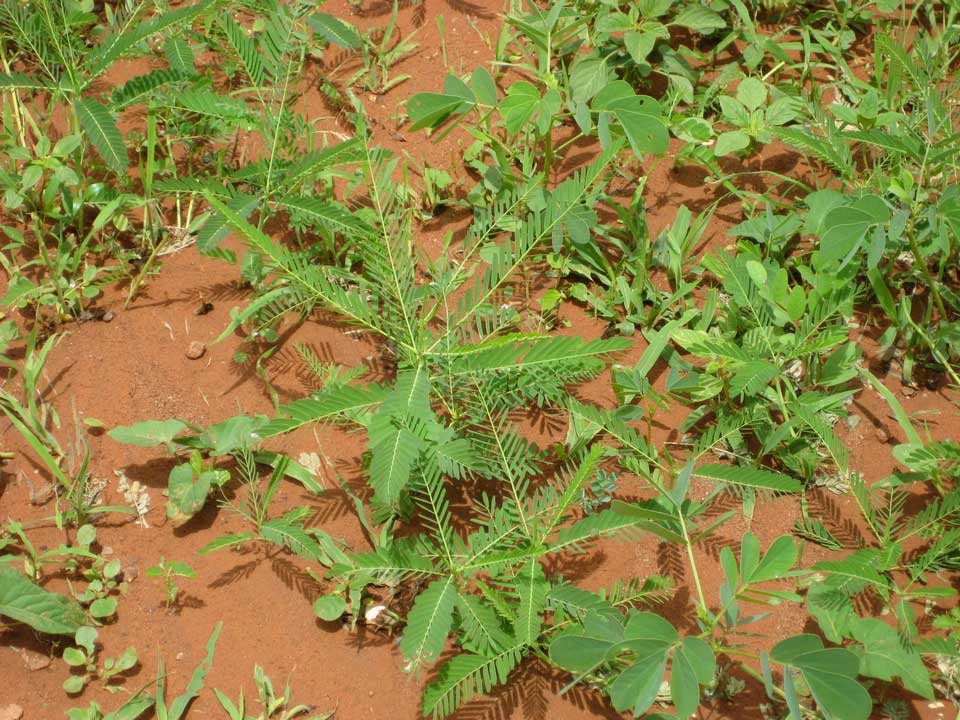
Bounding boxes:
[215,665,333,719]
[63,626,138,694]
[146,558,196,609]
[348,1,419,94]
[155,622,221,720]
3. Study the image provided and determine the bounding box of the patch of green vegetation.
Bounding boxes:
[0,0,957,718]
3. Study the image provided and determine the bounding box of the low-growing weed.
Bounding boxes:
[215,665,333,720]
[4,1,960,719]
[146,558,196,610]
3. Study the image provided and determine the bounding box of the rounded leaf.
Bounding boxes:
[63,647,87,666]
[313,594,346,621]
[89,597,117,619]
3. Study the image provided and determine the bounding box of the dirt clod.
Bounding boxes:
[29,482,56,506]
[12,646,50,671]
[185,341,206,360]
[875,427,891,443]
[0,704,24,720]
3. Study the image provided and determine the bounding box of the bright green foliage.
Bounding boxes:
[0,565,87,635]
[771,635,872,720]
[3,1,957,719]
[550,609,715,717]
[156,622,222,720]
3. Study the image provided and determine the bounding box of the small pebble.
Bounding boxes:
[30,483,55,506]
[875,427,890,443]
[102,546,113,556]
[902,384,916,396]
[176,651,185,661]
[13,645,51,671]
[125,562,139,582]
[102,311,115,323]
[0,704,23,720]
[844,414,861,430]
[185,341,206,360]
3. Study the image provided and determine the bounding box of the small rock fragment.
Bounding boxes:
[875,427,890,443]
[844,414,861,430]
[102,311,115,323]
[101,546,114,556]
[13,645,51,671]
[185,341,206,360]
[124,562,139,582]
[0,704,24,720]
[902,384,916,397]
[30,482,56,506]
[364,604,388,624]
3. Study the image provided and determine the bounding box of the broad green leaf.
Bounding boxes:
[624,25,668,63]
[313,594,346,621]
[64,675,87,694]
[819,195,890,268]
[624,611,678,644]
[90,597,117,619]
[771,634,871,720]
[714,130,751,156]
[609,652,668,715]
[807,584,857,643]
[673,117,714,144]
[766,96,798,126]
[672,4,726,32]
[182,415,268,455]
[64,647,87,666]
[165,464,211,528]
[0,566,86,635]
[812,556,887,588]
[569,54,613,103]
[737,77,768,111]
[407,92,473,131]
[851,618,933,699]
[593,84,667,156]
[108,419,191,448]
[670,639,702,718]
[499,82,540,134]
[471,67,498,107]
[549,634,616,674]
[751,535,798,582]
